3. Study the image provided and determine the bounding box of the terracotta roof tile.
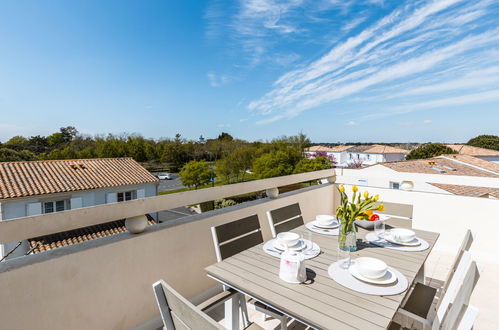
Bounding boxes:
[0,158,158,200]
[445,144,499,157]
[305,145,353,152]
[381,157,498,177]
[28,218,156,253]
[348,144,409,154]
[429,183,499,198]
[438,154,499,174]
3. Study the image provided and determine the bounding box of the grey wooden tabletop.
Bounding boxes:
[206,224,439,330]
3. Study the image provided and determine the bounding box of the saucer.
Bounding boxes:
[384,235,421,246]
[273,239,306,251]
[349,263,397,285]
[312,220,339,229]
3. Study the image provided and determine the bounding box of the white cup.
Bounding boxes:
[390,228,415,243]
[276,232,300,247]
[356,257,387,279]
[316,214,335,225]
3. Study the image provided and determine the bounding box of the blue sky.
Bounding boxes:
[0,0,498,143]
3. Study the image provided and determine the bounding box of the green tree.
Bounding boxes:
[467,135,499,151]
[5,136,29,149]
[179,160,212,189]
[0,148,37,162]
[406,143,457,160]
[293,156,331,174]
[252,151,295,179]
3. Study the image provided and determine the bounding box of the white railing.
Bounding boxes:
[0,169,336,244]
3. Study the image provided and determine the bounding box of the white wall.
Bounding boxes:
[0,182,157,221]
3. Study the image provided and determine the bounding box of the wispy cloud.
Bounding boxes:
[248,0,499,123]
[346,120,358,126]
[207,72,230,87]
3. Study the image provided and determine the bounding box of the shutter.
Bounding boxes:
[136,188,146,199]
[26,202,42,216]
[70,197,83,209]
[106,192,117,203]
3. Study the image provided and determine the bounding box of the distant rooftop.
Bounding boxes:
[381,155,498,177]
[305,145,352,152]
[348,144,409,154]
[445,144,499,157]
[0,158,159,200]
[429,182,499,199]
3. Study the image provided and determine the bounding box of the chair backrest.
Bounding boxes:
[432,251,481,330]
[266,203,304,238]
[439,230,474,302]
[152,280,224,330]
[377,201,413,220]
[211,214,263,261]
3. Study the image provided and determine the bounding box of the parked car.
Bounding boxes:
[157,173,173,180]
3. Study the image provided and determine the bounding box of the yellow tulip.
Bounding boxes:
[339,185,345,193]
[374,194,379,201]
[378,204,385,211]
[363,191,369,199]
[352,186,358,192]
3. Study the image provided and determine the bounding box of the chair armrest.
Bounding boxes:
[198,288,238,313]
[395,308,433,327]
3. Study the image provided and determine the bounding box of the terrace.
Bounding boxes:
[0,169,496,329]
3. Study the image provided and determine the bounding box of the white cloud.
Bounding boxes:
[345,120,358,126]
[207,72,230,87]
[247,0,499,122]
[423,119,432,124]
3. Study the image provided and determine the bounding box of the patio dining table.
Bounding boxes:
[205,224,439,330]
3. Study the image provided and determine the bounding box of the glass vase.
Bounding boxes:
[338,219,357,269]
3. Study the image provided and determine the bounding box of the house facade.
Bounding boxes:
[338,154,499,196]
[0,158,159,259]
[345,144,409,166]
[304,145,353,165]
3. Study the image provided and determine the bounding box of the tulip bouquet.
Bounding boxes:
[336,185,384,251]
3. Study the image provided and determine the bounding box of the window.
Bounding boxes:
[367,154,371,160]
[43,200,68,214]
[390,182,400,190]
[357,178,368,186]
[117,190,135,202]
[349,154,353,160]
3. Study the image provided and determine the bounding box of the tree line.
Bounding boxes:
[0,127,334,186]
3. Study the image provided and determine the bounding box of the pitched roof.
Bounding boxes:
[28,218,156,253]
[429,183,499,199]
[445,144,499,157]
[305,145,353,152]
[437,154,499,174]
[381,156,498,177]
[348,144,409,154]
[0,158,158,200]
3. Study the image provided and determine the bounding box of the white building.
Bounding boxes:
[344,144,408,167]
[0,158,159,259]
[304,145,353,165]
[337,154,499,197]
[445,144,499,163]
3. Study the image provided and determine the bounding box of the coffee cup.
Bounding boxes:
[276,232,300,247]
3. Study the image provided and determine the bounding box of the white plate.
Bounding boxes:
[312,220,339,229]
[349,263,397,285]
[384,235,422,246]
[273,239,306,251]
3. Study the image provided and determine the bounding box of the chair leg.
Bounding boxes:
[239,293,250,327]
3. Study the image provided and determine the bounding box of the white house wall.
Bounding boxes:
[335,166,499,192]
[0,182,158,221]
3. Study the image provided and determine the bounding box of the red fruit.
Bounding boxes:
[369,214,379,222]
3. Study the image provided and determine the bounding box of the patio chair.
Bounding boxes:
[152,279,263,330]
[266,203,304,238]
[392,250,481,330]
[377,201,413,228]
[399,230,474,321]
[211,214,288,330]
